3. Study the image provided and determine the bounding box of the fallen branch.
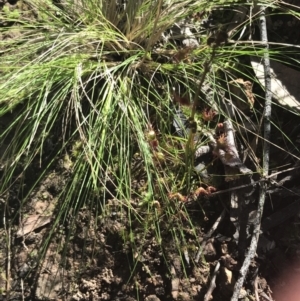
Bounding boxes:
[206,165,300,198]
[230,6,272,301]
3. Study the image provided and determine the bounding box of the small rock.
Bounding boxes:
[178,292,190,301]
[71,291,84,301]
[18,263,30,278]
[145,295,161,301]
[220,242,228,255]
[219,267,235,294]
[204,240,217,260]
[239,288,248,299]
[155,286,165,296]
[171,278,180,299]
[221,254,239,271]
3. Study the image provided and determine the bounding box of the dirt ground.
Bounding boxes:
[1,1,300,301]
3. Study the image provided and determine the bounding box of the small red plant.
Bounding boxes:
[202,108,217,121]
[194,186,216,198]
[216,123,224,130]
[168,192,187,202]
[216,133,227,149]
[206,186,217,193]
[172,92,191,106]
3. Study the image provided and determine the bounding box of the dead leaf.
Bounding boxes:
[173,47,193,63]
[17,215,52,237]
[251,56,300,113]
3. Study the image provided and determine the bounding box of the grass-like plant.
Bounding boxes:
[0,0,300,297]
[0,0,209,274]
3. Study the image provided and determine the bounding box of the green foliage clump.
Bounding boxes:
[1,0,296,280]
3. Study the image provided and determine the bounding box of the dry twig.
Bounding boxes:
[3,201,11,300]
[230,6,272,301]
[204,261,220,301]
[195,209,226,263]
